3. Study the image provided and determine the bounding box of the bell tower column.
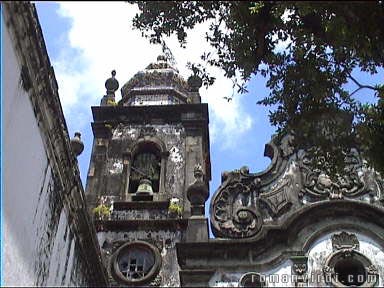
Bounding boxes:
[84,56,211,287]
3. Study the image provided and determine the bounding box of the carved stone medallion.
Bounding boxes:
[212,181,262,238]
[299,149,369,200]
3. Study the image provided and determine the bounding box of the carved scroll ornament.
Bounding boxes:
[212,180,262,238]
[210,134,295,239]
[210,133,384,239]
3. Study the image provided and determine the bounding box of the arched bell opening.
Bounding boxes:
[123,136,168,201]
[129,142,161,194]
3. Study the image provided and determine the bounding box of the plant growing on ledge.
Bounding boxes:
[93,204,111,220]
[104,124,113,130]
[106,98,117,106]
[168,198,182,218]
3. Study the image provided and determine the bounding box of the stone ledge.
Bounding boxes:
[91,103,208,123]
[179,269,216,287]
[95,219,188,232]
[113,200,170,210]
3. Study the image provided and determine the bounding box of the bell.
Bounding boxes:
[136,178,153,195]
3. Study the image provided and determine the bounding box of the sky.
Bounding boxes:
[34,2,382,221]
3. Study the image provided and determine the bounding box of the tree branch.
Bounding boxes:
[349,87,364,98]
[348,73,378,91]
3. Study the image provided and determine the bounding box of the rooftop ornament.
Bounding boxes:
[187,163,209,216]
[105,70,119,96]
[157,54,167,62]
[70,132,84,157]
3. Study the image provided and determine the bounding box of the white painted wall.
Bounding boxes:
[3,14,49,285]
[307,231,384,287]
[2,14,92,286]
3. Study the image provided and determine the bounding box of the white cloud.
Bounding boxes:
[53,2,253,148]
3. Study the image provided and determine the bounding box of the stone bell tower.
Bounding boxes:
[85,55,211,287]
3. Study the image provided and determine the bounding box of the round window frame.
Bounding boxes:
[239,272,266,287]
[323,249,378,287]
[111,241,162,285]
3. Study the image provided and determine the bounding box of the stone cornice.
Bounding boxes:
[112,200,170,210]
[95,219,188,232]
[179,269,216,287]
[91,103,209,123]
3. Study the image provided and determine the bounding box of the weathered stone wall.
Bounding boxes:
[2,3,107,286]
[86,123,187,286]
[86,123,186,205]
[111,208,169,220]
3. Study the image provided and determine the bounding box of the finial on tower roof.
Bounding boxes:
[157,54,167,62]
[161,40,177,67]
[105,70,119,95]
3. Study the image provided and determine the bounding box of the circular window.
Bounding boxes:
[239,273,266,287]
[111,241,161,285]
[334,257,366,286]
[323,250,378,287]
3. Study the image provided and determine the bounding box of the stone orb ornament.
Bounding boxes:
[105,70,119,95]
[70,132,84,157]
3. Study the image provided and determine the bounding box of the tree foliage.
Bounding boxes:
[131,1,384,175]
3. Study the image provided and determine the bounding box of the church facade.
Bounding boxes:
[3,2,384,287]
[86,56,384,287]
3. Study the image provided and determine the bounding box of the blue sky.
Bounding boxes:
[34,2,382,219]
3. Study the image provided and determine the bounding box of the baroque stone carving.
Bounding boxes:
[299,149,370,200]
[280,133,295,157]
[210,134,294,239]
[211,132,384,239]
[139,127,157,138]
[259,176,293,217]
[331,231,360,251]
[291,256,308,287]
[366,265,379,275]
[293,263,307,275]
[323,232,378,287]
[212,179,262,238]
